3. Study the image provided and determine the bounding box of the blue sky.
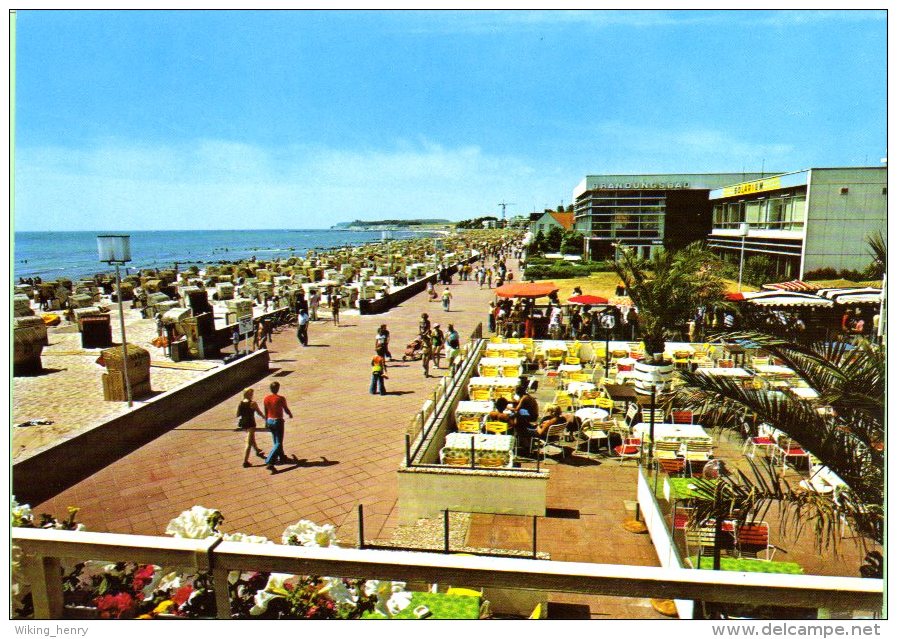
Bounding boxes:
[13,9,887,231]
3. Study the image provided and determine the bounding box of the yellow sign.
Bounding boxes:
[722,176,782,198]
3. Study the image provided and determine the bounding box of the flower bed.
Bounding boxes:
[11,499,413,620]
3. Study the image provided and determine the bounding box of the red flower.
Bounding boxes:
[95,592,139,619]
[132,565,155,593]
[171,584,194,606]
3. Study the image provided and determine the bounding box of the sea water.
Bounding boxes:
[12,229,433,282]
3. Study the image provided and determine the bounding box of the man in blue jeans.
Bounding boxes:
[263,381,294,472]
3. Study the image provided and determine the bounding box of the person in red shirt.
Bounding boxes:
[263,381,294,471]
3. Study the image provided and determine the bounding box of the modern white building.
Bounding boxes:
[707,167,887,279]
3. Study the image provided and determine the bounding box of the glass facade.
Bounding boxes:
[711,190,807,231]
[575,191,666,242]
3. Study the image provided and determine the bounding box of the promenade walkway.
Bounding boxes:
[32,263,499,544]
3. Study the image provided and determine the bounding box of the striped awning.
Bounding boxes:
[745,291,834,307]
[816,287,883,304]
[762,280,820,292]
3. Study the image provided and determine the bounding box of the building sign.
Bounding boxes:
[722,176,782,198]
[597,182,690,189]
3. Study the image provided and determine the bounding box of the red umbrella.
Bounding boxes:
[494,282,559,298]
[567,294,609,305]
[725,292,746,301]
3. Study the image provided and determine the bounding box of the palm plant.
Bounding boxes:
[676,334,884,575]
[865,230,886,279]
[613,242,729,362]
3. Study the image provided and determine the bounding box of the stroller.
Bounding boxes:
[402,336,425,361]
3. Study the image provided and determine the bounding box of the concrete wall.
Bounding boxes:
[13,350,271,506]
[803,168,887,275]
[397,466,549,524]
[360,254,479,315]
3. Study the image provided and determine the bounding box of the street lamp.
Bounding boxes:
[599,308,616,380]
[97,234,133,407]
[736,222,749,292]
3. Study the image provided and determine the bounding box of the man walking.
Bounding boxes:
[263,381,294,472]
[446,323,461,367]
[297,308,309,346]
[441,287,452,312]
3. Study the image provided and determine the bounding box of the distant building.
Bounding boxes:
[530,210,575,236]
[708,167,887,279]
[572,173,769,260]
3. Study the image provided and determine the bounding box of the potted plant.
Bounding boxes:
[613,242,728,393]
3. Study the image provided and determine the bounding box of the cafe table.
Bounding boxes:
[486,342,526,352]
[362,591,482,619]
[557,363,583,373]
[455,400,494,421]
[632,422,711,444]
[565,381,597,396]
[696,367,753,378]
[443,433,515,467]
[478,357,524,375]
[788,386,820,401]
[753,364,796,377]
[688,556,804,575]
[574,407,610,422]
[540,340,568,352]
[603,383,639,403]
[468,376,520,390]
[664,476,720,502]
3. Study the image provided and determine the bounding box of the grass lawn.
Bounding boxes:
[531,272,758,301]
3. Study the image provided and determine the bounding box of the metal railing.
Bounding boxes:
[14,527,882,619]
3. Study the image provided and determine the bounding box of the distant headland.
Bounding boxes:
[330,219,453,231]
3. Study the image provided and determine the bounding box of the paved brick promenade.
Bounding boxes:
[31,263,504,544]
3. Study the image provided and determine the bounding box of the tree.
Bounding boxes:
[559,231,584,256]
[532,229,546,253]
[545,226,564,252]
[613,242,728,362]
[677,335,884,576]
[742,254,777,287]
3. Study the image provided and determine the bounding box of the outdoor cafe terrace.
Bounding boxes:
[395,334,875,615]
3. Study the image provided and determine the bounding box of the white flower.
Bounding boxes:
[222,532,270,544]
[165,506,222,539]
[281,520,338,547]
[249,573,295,616]
[320,577,359,608]
[11,496,32,527]
[364,580,413,618]
[155,571,186,594]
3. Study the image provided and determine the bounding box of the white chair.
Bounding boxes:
[576,419,612,458]
[531,423,569,461]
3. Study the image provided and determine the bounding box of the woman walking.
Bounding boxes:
[237,388,266,467]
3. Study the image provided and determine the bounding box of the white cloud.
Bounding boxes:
[396,9,884,34]
[13,139,570,230]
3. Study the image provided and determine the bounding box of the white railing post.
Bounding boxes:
[24,554,64,619]
[211,566,232,619]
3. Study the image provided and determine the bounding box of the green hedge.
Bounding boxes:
[523,259,614,280]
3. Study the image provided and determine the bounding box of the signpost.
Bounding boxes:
[238,315,253,353]
[600,311,616,380]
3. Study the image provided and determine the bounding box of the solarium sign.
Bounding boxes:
[722,176,782,197]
